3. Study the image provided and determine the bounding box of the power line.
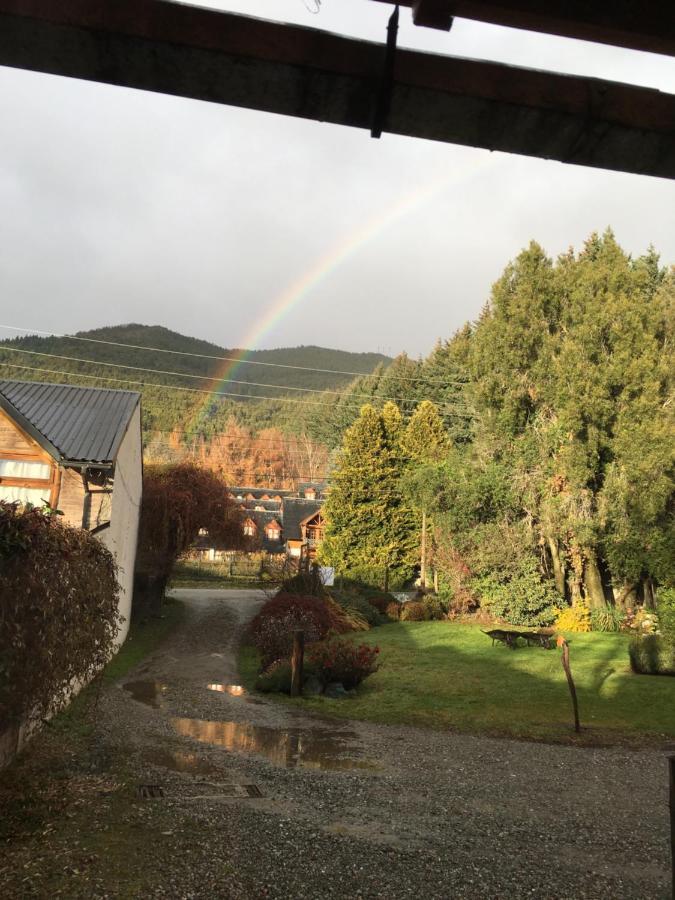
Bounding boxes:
[0,362,474,418]
[0,345,462,406]
[143,433,453,465]
[0,324,467,385]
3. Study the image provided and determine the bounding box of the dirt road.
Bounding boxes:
[2,588,671,898]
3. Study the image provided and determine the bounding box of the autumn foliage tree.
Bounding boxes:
[134,463,245,615]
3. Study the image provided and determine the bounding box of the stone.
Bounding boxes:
[324,682,349,700]
[302,675,324,696]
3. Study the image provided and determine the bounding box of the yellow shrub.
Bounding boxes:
[555,604,591,633]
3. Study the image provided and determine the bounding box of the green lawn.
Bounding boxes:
[241,622,675,746]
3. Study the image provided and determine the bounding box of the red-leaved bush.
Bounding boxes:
[307,638,380,689]
[247,592,353,667]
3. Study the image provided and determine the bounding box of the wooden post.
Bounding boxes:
[669,755,675,900]
[290,630,304,697]
[558,637,580,733]
[420,510,427,589]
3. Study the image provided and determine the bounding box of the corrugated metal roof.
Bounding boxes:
[0,380,140,464]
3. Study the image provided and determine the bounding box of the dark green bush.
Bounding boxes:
[628,635,675,676]
[0,502,122,726]
[657,587,675,645]
[470,561,559,627]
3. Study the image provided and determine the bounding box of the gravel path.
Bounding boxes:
[62,590,675,897]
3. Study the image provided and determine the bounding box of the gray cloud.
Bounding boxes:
[1,0,674,358]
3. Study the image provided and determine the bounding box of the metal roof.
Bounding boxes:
[0,380,140,464]
[281,497,324,542]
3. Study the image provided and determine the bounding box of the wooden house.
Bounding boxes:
[0,380,142,644]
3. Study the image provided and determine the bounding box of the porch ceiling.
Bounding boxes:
[0,1,673,178]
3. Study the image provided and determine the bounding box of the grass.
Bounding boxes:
[170,560,272,589]
[241,621,675,747]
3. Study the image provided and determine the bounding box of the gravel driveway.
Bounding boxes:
[60,589,675,897]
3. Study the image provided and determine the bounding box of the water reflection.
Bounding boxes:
[172,718,379,771]
[143,748,219,775]
[207,683,246,696]
[123,680,167,708]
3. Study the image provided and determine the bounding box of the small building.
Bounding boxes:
[0,380,142,644]
[281,497,326,560]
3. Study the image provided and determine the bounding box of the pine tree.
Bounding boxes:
[319,404,417,588]
[400,401,450,588]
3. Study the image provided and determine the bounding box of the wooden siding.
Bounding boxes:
[57,467,86,528]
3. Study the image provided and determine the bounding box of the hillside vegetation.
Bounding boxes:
[0,324,391,437]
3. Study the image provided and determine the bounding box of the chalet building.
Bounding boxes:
[281,497,326,560]
[195,482,326,561]
[0,380,142,645]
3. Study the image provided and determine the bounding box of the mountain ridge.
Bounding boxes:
[0,324,392,434]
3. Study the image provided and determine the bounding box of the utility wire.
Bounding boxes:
[0,324,467,385]
[0,362,474,418]
[0,345,466,407]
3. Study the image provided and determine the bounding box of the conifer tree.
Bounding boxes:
[319,404,417,588]
[401,401,449,588]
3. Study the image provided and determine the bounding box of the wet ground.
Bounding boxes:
[3,589,673,898]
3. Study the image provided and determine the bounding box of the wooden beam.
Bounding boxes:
[370,1,675,56]
[412,1,453,31]
[0,1,673,178]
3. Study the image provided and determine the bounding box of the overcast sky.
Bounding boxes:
[1,0,674,359]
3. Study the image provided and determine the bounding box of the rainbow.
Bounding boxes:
[188,150,497,431]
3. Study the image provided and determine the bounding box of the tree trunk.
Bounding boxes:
[613,582,638,610]
[568,573,583,606]
[583,551,607,609]
[547,535,566,599]
[642,577,657,610]
[420,510,427,589]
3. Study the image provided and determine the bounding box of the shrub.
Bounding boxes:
[401,601,429,622]
[657,587,675,644]
[247,592,352,667]
[135,463,244,616]
[471,563,560,627]
[0,502,121,726]
[629,635,675,676]
[590,606,626,632]
[555,604,591,633]
[422,596,447,621]
[307,638,380,689]
[329,590,387,628]
[385,601,402,620]
[365,594,390,615]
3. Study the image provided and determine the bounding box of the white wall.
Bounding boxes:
[99,404,142,645]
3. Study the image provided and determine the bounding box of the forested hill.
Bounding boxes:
[0,324,391,434]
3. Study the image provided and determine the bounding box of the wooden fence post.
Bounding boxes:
[557,636,580,733]
[669,755,675,900]
[291,630,304,698]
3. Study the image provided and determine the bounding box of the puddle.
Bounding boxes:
[172,718,380,771]
[123,680,167,708]
[142,748,220,775]
[207,683,246,696]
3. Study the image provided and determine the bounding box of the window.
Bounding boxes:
[243,520,256,536]
[267,528,281,541]
[0,457,53,506]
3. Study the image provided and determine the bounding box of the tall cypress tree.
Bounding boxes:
[319,404,417,588]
